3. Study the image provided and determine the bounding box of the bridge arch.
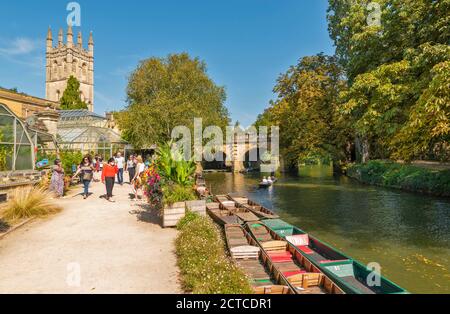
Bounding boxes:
[201,151,230,171]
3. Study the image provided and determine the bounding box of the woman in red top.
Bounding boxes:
[102,158,118,202]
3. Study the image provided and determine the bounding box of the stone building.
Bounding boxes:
[45,26,94,111]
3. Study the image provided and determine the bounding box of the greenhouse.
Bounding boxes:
[57,110,130,159]
[0,103,35,172]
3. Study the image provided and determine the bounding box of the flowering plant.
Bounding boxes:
[143,164,163,209]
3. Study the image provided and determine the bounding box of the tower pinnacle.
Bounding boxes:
[77,31,83,48]
[46,27,53,51]
[58,28,63,46]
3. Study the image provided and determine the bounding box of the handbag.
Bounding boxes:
[83,171,93,181]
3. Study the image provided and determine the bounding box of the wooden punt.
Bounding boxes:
[228,195,279,219]
[260,220,408,294]
[244,222,344,294]
[224,224,294,294]
[258,179,277,188]
[206,202,241,225]
[215,195,260,223]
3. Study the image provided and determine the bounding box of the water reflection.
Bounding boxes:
[205,167,450,293]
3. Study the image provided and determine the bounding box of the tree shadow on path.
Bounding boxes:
[0,219,11,233]
[129,203,162,226]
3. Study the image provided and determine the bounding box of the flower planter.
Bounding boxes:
[185,200,206,216]
[162,202,186,228]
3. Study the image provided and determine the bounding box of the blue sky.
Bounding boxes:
[0,0,334,126]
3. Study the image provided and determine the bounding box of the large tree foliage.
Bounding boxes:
[329,0,450,161]
[60,76,89,110]
[117,53,230,148]
[328,0,449,82]
[256,54,350,168]
[257,0,449,166]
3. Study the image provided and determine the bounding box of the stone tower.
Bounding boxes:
[46,26,94,111]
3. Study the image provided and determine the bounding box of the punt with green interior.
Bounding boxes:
[259,219,408,294]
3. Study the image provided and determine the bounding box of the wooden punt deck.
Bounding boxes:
[207,202,241,225]
[228,195,279,219]
[215,195,260,223]
[224,224,293,294]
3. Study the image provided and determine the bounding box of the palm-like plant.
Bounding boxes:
[175,156,196,186]
[157,142,175,179]
[156,142,196,186]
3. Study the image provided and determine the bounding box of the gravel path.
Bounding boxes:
[0,176,181,294]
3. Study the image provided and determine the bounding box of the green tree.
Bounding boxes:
[328,0,450,161]
[256,54,349,168]
[60,76,88,110]
[116,53,230,148]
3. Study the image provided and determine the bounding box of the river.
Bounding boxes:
[204,166,450,294]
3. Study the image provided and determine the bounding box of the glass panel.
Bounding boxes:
[97,145,111,160]
[15,145,33,171]
[0,144,14,171]
[16,121,32,144]
[0,105,11,115]
[0,115,15,143]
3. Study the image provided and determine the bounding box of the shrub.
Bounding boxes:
[347,160,450,196]
[175,213,253,294]
[163,183,196,206]
[177,210,201,230]
[1,187,62,223]
[60,150,83,175]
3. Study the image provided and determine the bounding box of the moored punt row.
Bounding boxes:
[243,222,344,294]
[200,175,407,294]
[254,220,408,294]
[228,195,279,219]
[224,224,294,294]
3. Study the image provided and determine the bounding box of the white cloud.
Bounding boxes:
[0,37,44,70]
[0,37,38,56]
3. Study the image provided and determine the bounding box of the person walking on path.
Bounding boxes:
[98,155,104,177]
[73,156,95,200]
[93,156,101,182]
[115,152,125,185]
[126,155,136,185]
[102,158,118,202]
[131,155,145,201]
[49,159,65,198]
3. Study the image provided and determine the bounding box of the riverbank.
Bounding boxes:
[175,211,253,294]
[346,160,450,197]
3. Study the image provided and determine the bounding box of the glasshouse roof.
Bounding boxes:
[58,126,126,144]
[59,110,105,121]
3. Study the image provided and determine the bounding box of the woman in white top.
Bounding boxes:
[132,155,145,201]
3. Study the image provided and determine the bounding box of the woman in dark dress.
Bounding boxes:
[126,155,136,185]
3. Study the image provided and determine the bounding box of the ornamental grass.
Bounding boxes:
[1,186,62,223]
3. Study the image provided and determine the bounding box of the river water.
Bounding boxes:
[204,166,450,294]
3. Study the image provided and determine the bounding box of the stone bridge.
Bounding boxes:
[199,136,281,173]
